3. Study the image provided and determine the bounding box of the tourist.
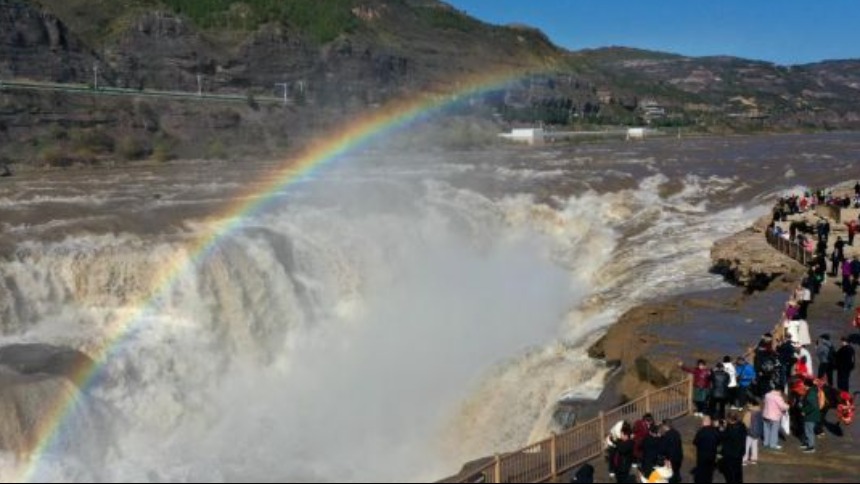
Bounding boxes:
[762,388,789,450]
[834,236,847,271]
[816,334,836,385]
[720,411,747,483]
[797,318,812,347]
[680,360,712,417]
[776,338,796,388]
[735,357,755,408]
[659,420,683,484]
[797,284,812,318]
[742,404,763,466]
[571,463,595,483]
[710,363,731,420]
[784,318,801,345]
[844,258,855,286]
[851,256,860,280]
[638,456,673,484]
[843,276,858,312]
[722,356,738,410]
[836,337,856,392]
[613,431,635,484]
[801,379,821,453]
[640,424,663,478]
[692,416,720,484]
[796,342,814,376]
[795,355,812,380]
[632,413,655,465]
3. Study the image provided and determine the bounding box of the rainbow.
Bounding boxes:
[18,67,540,481]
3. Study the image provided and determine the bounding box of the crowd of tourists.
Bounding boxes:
[582,184,860,484]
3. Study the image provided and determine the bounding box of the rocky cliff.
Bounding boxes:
[0,0,100,83]
[710,215,807,291]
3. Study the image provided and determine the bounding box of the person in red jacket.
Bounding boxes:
[680,360,712,417]
[632,413,655,465]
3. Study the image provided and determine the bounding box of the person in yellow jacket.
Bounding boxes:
[637,456,673,483]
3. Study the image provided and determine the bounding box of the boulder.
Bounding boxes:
[710,220,806,291]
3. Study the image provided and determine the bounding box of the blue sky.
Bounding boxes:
[446,1,860,65]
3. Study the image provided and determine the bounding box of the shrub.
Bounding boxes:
[117,136,150,161]
[40,145,71,167]
[152,137,175,163]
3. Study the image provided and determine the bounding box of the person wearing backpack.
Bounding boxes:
[710,363,731,420]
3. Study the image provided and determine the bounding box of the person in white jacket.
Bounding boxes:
[722,355,739,410]
[796,342,815,376]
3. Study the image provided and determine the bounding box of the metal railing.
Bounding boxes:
[765,230,812,266]
[453,378,693,483]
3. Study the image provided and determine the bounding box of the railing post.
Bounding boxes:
[550,433,558,479]
[687,376,694,415]
[598,411,605,441]
[645,389,652,413]
[494,454,501,484]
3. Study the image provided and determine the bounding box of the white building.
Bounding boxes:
[626,127,646,140]
[499,128,545,145]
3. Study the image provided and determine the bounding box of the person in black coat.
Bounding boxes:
[711,363,731,420]
[640,424,663,477]
[693,416,721,484]
[570,463,594,483]
[614,436,635,484]
[659,420,684,484]
[836,337,856,392]
[720,412,748,484]
[777,339,797,388]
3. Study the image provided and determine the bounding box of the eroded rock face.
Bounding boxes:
[0,344,101,456]
[710,217,806,291]
[0,0,100,83]
[0,369,78,454]
[0,344,95,381]
[588,303,687,400]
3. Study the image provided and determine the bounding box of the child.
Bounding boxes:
[742,404,763,465]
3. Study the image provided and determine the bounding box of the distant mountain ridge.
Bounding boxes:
[1,0,859,165]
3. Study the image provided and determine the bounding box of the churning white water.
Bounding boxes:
[1,133,858,482]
